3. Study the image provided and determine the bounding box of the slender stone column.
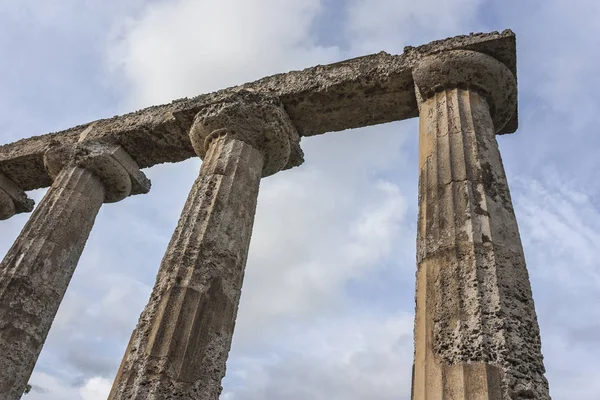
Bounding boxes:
[0,173,34,220]
[109,93,302,400]
[0,142,150,400]
[411,50,551,399]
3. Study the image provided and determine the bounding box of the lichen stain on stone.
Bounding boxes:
[473,186,491,216]
[481,162,498,198]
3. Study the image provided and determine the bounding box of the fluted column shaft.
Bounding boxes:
[411,51,550,400]
[109,136,263,399]
[0,166,104,399]
[0,142,149,400]
[109,92,302,400]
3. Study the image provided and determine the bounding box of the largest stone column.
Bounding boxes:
[109,92,302,400]
[411,50,550,399]
[0,141,150,400]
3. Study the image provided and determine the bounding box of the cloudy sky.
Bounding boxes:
[1,0,599,399]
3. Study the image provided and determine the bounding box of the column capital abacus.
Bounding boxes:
[189,91,303,177]
[412,50,517,133]
[43,141,150,203]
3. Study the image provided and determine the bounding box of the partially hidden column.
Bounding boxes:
[0,142,150,400]
[109,92,303,400]
[0,173,34,220]
[411,50,551,399]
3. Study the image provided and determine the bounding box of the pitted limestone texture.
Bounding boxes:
[0,31,516,193]
[0,143,149,400]
[189,91,302,177]
[44,141,150,203]
[0,173,34,220]
[109,135,265,400]
[412,87,550,400]
[412,50,517,133]
[0,166,105,400]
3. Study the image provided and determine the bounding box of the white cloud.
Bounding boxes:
[109,0,487,110]
[512,171,600,400]
[0,0,149,141]
[344,0,483,55]
[515,172,600,288]
[110,0,341,108]
[79,377,112,400]
[235,157,409,341]
[24,373,111,400]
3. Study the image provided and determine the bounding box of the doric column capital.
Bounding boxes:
[412,50,517,133]
[43,141,150,203]
[0,173,34,220]
[189,91,303,177]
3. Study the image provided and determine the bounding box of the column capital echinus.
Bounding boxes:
[189,91,304,177]
[43,141,151,202]
[412,50,517,133]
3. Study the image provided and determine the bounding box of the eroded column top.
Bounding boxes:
[412,50,517,133]
[44,141,151,203]
[189,91,303,177]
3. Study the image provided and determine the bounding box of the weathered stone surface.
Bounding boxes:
[0,166,104,400]
[190,91,302,177]
[412,50,517,133]
[0,173,34,220]
[0,30,516,193]
[109,139,264,399]
[412,82,550,399]
[109,97,296,399]
[45,141,151,202]
[0,144,148,400]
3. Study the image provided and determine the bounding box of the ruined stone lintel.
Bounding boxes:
[109,95,299,400]
[0,143,149,400]
[0,173,34,220]
[0,30,516,193]
[411,50,550,399]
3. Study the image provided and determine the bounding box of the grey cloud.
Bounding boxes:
[223,312,414,400]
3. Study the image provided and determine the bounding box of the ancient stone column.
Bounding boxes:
[0,142,150,400]
[0,173,34,220]
[410,50,550,399]
[109,93,302,400]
